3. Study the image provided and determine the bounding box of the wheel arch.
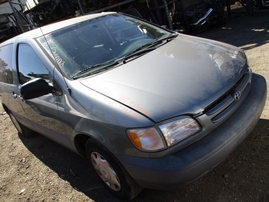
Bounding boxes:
[74,131,107,157]
[2,103,10,114]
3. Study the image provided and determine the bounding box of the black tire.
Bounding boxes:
[9,112,34,137]
[86,139,142,200]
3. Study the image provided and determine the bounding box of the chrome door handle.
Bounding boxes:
[12,92,17,99]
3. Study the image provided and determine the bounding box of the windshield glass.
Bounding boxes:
[37,14,173,79]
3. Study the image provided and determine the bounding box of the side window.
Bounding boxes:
[17,43,49,84]
[0,44,13,84]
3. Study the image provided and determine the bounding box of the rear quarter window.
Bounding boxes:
[0,44,13,84]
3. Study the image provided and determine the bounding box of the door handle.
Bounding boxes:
[13,92,25,102]
[55,101,63,106]
[12,92,17,99]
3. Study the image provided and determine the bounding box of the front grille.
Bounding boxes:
[204,69,251,123]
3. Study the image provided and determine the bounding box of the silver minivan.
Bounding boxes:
[0,12,267,200]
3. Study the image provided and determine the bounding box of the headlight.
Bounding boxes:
[127,117,201,152]
[127,127,165,151]
[159,117,201,146]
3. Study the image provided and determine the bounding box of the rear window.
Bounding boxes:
[0,44,13,84]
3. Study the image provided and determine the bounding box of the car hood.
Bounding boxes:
[80,34,248,122]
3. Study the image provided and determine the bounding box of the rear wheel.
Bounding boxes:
[86,139,142,200]
[9,112,34,137]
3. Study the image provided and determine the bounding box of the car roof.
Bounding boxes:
[0,12,116,46]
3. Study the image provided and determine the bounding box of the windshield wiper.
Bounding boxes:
[159,33,178,42]
[72,60,121,79]
[120,46,156,63]
[121,33,178,63]
[148,33,178,47]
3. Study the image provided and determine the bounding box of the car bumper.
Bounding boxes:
[117,73,267,190]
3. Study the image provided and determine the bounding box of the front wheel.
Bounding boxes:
[86,139,142,200]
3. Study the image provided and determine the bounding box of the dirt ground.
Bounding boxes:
[0,9,269,202]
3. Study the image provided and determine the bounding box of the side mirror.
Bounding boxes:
[20,78,54,100]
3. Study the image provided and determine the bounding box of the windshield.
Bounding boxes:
[38,14,174,79]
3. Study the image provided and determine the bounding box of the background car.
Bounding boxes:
[0,13,18,42]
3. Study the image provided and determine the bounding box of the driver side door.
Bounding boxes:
[16,42,66,139]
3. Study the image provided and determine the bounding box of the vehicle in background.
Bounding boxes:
[23,0,75,26]
[240,0,269,9]
[172,0,225,32]
[260,0,269,7]
[0,13,19,42]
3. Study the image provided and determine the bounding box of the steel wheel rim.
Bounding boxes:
[91,151,121,191]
